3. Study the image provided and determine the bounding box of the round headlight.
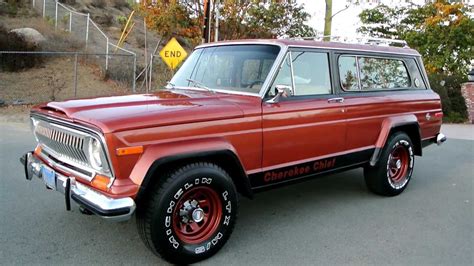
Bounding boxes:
[88,138,103,170]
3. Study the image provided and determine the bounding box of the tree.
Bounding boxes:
[221,0,315,39]
[137,0,316,46]
[358,0,473,122]
[358,0,474,76]
[137,1,203,46]
[324,0,357,41]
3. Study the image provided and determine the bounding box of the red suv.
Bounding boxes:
[21,39,446,263]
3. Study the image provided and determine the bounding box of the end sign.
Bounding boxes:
[159,37,188,70]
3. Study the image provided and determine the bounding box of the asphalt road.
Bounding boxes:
[1,122,472,265]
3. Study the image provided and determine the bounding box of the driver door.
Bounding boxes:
[258,49,346,187]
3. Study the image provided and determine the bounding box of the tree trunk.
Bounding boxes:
[324,0,332,41]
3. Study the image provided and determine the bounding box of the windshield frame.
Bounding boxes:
[170,42,287,98]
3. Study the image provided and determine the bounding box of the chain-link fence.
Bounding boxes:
[0,51,134,105]
[30,0,137,92]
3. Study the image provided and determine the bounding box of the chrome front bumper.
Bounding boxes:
[20,152,135,222]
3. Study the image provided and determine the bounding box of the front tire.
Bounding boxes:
[136,162,238,264]
[364,132,415,196]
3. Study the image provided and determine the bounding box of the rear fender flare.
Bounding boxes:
[370,115,421,166]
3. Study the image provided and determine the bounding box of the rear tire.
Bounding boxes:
[136,162,238,264]
[364,132,415,196]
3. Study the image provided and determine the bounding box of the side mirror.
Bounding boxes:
[266,85,293,104]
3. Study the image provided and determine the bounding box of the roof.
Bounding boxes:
[197,38,421,56]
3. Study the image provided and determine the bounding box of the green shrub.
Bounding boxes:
[443,112,466,123]
[0,0,17,16]
[116,15,127,30]
[428,73,468,123]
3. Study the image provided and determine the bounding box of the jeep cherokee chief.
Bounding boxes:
[21,39,446,263]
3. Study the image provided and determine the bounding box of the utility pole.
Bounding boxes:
[323,0,332,41]
[202,0,212,43]
[214,0,219,42]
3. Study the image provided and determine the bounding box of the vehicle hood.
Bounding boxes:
[33,89,248,133]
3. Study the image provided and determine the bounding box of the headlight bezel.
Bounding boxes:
[84,136,112,176]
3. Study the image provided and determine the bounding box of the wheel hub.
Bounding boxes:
[192,208,205,223]
[172,186,223,244]
[179,199,200,223]
[395,159,402,169]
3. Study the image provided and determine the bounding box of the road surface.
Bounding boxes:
[0,122,472,265]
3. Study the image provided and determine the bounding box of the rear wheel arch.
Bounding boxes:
[389,124,422,156]
[136,150,253,204]
[370,121,422,166]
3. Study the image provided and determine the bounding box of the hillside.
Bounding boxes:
[0,0,178,111]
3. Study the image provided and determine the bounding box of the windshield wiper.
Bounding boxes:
[166,81,175,89]
[186,78,214,93]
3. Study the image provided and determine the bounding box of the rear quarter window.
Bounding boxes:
[359,57,410,90]
[338,55,420,91]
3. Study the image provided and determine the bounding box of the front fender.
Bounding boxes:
[129,138,238,185]
[128,137,252,200]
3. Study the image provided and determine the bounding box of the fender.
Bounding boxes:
[130,138,253,201]
[370,114,421,166]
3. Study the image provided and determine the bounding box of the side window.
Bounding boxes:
[405,58,427,89]
[269,54,292,96]
[339,56,359,91]
[291,52,331,96]
[270,51,332,96]
[359,57,410,90]
[338,55,412,91]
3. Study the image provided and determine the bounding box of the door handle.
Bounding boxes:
[328,97,344,103]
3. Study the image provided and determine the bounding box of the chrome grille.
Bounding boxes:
[34,120,89,165]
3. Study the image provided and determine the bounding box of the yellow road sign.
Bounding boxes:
[159,37,188,70]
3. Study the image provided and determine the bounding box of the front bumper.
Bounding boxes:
[20,152,135,222]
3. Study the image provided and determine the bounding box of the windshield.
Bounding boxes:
[170,44,281,94]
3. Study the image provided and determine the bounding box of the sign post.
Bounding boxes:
[159,37,188,71]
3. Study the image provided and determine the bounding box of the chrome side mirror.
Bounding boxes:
[266,85,293,104]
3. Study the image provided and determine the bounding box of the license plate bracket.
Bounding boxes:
[41,165,56,190]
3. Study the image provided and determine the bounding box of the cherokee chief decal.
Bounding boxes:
[249,148,376,189]
[261,158,336,184]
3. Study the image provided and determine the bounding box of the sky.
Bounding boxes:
[297,0,474,37]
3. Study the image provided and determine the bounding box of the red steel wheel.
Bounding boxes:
[172,186,223,244]
[387,145,409,188]
[364,132,414,196]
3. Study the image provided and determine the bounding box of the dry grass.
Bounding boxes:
[108,0,129,10]
[90,0,106,8]
[0,56,130,105]
[0,17,84,52]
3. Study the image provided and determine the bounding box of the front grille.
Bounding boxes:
[34,120,89,165]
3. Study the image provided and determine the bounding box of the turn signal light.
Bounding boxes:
[34,145,42,155]
[91,174,110,191]
[116,146,144,156]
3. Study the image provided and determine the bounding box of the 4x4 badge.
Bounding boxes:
[426,113,431,121]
